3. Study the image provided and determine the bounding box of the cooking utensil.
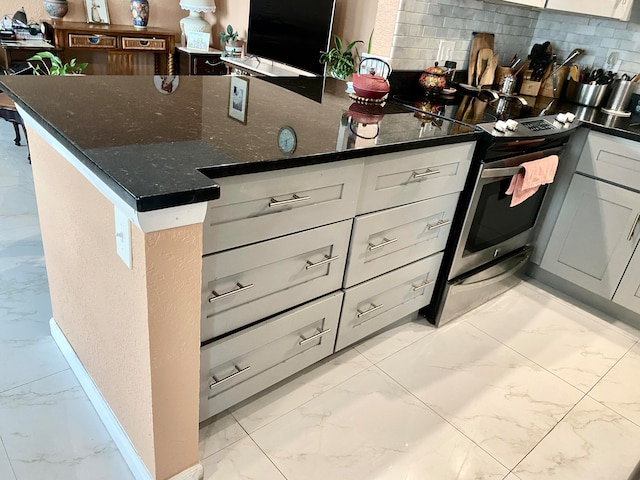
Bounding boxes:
[528,41,552,81]
[513,62,527,78]
[467,32,494,85]
[569,65,579,82]
[540,48,584,85]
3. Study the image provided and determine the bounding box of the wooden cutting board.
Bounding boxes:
[479,53,499,87]
[475,48,493,87]
[467,32,494,85]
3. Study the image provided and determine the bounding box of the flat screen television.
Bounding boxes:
[246,0,336,76]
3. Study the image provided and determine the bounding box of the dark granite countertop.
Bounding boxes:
[0,75,477,212]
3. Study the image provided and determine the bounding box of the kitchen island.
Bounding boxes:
[0,74,478,480]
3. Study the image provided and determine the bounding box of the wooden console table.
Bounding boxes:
[52,22,177,75]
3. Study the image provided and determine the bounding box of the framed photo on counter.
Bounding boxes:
[186,32,210,52]
[229,76,249,124]
[85,0,110,24]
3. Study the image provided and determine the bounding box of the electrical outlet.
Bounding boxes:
[603,51,622,72]
[114,207,132,269]
[437,40,456,64]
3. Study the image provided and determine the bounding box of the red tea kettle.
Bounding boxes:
[352,58,391,100]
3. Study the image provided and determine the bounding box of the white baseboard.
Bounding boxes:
[49,318,204,480]
[169,464,204,480]
[50,318,153,480]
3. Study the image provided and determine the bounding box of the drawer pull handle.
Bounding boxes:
[268,194,311,208]
[628,214,640,241]
[305,254,340,270]
[299,328,332,346]
[412,280,435,291]
[139,40,149,46]
[356,303,384,318]
[209,365,251,389]
[88,37,101,44]
[368,237,398,251]
[412,169,440,180]
[208,282,254,303]
[427,219,452,231]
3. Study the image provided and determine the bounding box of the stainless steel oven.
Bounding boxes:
[450,145,563,279]
[425,116,579,326]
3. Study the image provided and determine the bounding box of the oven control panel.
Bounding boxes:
[521,119,556,131]
[481,113,579,137]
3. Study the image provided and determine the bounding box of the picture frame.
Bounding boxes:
[84,0,110,24]
[228,76,249,124]
[186,32,211,52]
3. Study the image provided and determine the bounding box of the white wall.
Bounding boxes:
[390,0,640,76]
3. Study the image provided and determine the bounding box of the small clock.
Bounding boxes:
[277,126,297,154]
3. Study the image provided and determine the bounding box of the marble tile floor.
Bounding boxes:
[1,124,640,480]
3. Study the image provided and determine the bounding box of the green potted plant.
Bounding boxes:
[27,51,88,75]
[319,35,363,80]
[219,25,243,57]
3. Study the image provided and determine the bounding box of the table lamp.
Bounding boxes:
[179,0,216,45]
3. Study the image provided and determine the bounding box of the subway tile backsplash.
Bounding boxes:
[391,0,640,76]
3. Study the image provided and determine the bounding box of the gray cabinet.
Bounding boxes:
[613,243,640,312]
[198,140,475,420]
[545,0,633,21]
[541,173,640,299]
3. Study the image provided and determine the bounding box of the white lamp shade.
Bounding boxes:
[180,0,215,45]
[179,0,216,13]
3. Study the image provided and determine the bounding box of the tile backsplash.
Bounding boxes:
[391,0,640,76]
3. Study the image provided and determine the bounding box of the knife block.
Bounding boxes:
[519,70,541,96]
[539,66,569,98]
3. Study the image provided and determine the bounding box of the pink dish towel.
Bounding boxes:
[505,155,559,207]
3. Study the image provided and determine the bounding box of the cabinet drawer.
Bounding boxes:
[201,220,351,341]
[121,37,166,50]
[577,131,640,192]
[357,142,473,214]
[345,192,458,287]
[68,34,117,49]
[336,253,443,351]
[204,159,363,254]
[200,292,342,421]
[192,55,225,75]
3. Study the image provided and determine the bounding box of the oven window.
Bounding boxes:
[465,179,547,253]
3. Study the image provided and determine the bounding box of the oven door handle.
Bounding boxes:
[452,249,530,292]
[482,146,565,179]
[481,166,523,178]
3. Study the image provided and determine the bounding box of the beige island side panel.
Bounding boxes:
[27,130,202,480]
